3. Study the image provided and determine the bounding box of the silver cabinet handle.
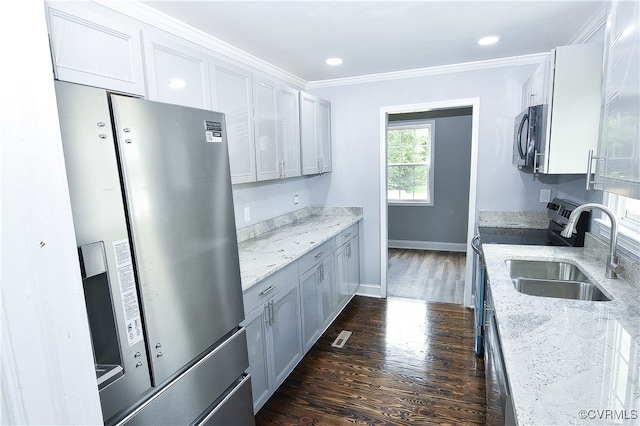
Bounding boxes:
[533,150,544,173]
[314,251,325,259]
[264,304,270,325]
[269,300,274,325]
[259,285,276,297]
[343,232,352,239]
[585,149,600,190]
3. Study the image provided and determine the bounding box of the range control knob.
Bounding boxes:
[547,202,559,211]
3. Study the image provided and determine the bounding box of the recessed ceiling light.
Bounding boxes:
[326,58,343,66]
[478,36,500,46]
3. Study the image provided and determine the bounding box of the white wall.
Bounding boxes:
[309,65,556,291]
[232,177,313,228]
[0,0,103,423]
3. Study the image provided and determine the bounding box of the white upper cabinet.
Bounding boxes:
[300,92,332,175]
[593,0,640,199]
[45,2,145,95]
[277,86,301,179]
[143,33,211,110]
[521,56,552,110]
[522,43,603,174]
[254,79,301,181]
[253,77,279,181]
[210,59,256,184]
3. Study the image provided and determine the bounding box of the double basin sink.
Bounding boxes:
[506,260,612,302]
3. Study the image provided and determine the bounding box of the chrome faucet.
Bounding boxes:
[561,203,623,279]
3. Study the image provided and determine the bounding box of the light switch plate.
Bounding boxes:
[244,206,251,222]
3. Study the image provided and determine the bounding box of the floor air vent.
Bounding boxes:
[331,330,352,348]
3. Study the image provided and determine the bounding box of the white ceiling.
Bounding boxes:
[140,0,607,82]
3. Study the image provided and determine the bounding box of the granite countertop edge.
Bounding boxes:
[238,207,363,291]
[482,244,640,426]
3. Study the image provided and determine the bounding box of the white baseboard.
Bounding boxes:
[388,239,466,252]
[355,283,382,298]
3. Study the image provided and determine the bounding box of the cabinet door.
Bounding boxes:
[346,238,361,297]
[595,0,640,198]
[46,2,145,95]
[335,245,350,312]
[300,92,332,175]
[299,266,321,353]
[270,281,302,387]
[254,77,279,181]
[277,86,301,178]
[210,59,256,184]
[544,44,602,174]
[317,99,332,173]
[319,255,335,328]
[300,92,319,175]
[240,308,270,414]
[143,33,211,109]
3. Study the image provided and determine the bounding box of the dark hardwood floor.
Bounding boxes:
[387,249,466,304]
[255,296,486,425]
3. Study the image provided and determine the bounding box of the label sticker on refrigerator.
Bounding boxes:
[205,130,222,143]
[113,239,144,347]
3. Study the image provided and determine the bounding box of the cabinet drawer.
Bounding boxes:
[243,262,298,315]
[336,223,359,247]
[298,238,335,274]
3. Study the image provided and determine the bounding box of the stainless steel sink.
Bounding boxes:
[505,260,612,302]
[505,260,590,282]
[512,278,612,301]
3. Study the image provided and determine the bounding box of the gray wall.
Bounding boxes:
[388,110,472,248]
[308,65,535,290]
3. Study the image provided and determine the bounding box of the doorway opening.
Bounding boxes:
[379,99,480,306]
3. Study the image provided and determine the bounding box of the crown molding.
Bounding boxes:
[569,3,608,44]
[306,53,548,90]
[91,0,307,89]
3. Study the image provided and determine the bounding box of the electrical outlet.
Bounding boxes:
[540,189,551,203]
[294,195,299,204]
[244,206,251,222]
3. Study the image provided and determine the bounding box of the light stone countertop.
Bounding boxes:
[237,207,362,291]
[482,244,640,425]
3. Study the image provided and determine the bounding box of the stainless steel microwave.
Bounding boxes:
[513,104,547,170]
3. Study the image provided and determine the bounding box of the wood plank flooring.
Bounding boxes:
[255,296,486,425]
[387,249,466,304]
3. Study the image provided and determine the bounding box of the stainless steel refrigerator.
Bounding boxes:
[54,81,255,425]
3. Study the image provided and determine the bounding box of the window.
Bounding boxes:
[602,193,640,257]
[387,120,434,205]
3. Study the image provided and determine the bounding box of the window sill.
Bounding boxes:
[595,217,640,259]
[388,201,433,207]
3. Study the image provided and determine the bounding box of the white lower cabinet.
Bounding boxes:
[242,275,302,414]
[242,221,361,413]
[299,252,334,354]
[335,238,359,312]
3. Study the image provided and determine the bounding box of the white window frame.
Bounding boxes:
[599,192,640,258]
[386,119,435,206]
